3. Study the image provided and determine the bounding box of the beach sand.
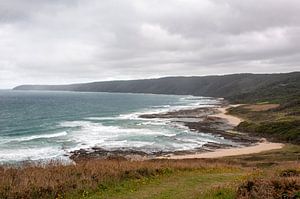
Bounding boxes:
[210,105,243,126]
[157,105,284,159]
[158,139,284,159]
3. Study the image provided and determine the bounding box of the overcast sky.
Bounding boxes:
[0,0,300,88]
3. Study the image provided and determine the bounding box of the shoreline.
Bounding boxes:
[209,105,244,126]
[157,139,284,159]
[70,103,284,162]
[156,105,284,159]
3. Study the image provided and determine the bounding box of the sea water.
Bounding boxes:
[0,90,234,164]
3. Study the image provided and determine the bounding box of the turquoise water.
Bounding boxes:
[0,90,233,163]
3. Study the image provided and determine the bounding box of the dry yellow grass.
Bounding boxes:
[243,104,280,111]
[0,159,238,199]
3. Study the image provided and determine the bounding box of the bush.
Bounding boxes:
[236,120,300,144]
[237,177,300,198]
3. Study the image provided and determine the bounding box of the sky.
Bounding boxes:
[0,0,300,88]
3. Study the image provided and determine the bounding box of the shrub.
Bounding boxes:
[236,120,300,144]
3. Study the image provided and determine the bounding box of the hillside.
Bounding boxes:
[14,72,300,103]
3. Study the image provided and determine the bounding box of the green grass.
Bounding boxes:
[200,187,236,199]
[62,144,300,199]
[81,169,244,199]
[1,145,299,199]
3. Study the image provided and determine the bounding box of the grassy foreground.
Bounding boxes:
[0,144,299,199]
[0,159,242,199]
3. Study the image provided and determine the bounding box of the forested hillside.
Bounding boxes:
[14,72,300,103]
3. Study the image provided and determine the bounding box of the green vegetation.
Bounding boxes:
[228,100,300,144]
[14,72,300,105]
[0,159,242,199]
[85,170,242,199]
[2,101,299,199]
[237,120,300,143]
[227,73,300,104]
[1,145,299,199]
[9,72,300,198]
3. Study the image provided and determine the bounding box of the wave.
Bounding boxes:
[59,96,224,153]
[2,131,68,144]
[180,96,211,100]
[85,117,117,121]
[151,105,171,108]
[0,146,68,163]
[86,96,221,122]
[60,120,179,151]
[0,93,226,163]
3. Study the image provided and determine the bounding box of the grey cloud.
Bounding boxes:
[0,0,299,88]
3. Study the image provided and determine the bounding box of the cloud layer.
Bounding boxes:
[0,0,300,88]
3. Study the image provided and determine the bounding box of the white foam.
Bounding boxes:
[100,140,155,149]
[60,121,91,127]
[2,131,68,143]
[116,95,220,121]
[0,95,225,163]
[0,146,67,163]
[85,117,117,121]
[61,120,178,151]
[151,105,171,108]
[138,120,169,126]
[59,95,224,153]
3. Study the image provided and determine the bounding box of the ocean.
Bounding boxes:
[0,90,233,164]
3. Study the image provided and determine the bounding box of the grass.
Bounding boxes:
[227,100,300,144]
[1,144,299,199]
[85,170,244,199]
[201,187,237,199]
[0,159,241,199]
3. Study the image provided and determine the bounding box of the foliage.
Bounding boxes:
[237,168,300,199]
[237,120,300,144]
[14,72,300,104]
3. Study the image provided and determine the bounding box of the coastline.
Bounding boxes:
[70,103,284,162]
[156,105,284,159]
[210,105,244,126]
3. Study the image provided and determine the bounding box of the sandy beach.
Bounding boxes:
[210,105,243,126]
[158,105,284,159]
[158,139,284,159]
